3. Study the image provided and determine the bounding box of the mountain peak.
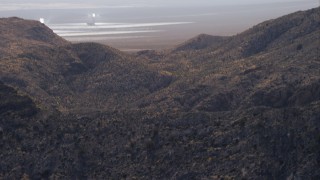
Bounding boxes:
[0,17,68,46]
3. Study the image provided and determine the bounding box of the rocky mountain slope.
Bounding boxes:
[0,18,172,112]
[0,7,319,179]
[138,7,320,113]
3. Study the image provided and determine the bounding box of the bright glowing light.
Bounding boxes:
[39,18,45,23]
[92,13,96,18]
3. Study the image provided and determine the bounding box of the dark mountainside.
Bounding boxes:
[0,8,319,179]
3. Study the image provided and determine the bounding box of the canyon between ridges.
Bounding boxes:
[0,7,319,179]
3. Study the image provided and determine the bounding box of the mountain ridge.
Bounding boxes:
[172,34,229,52]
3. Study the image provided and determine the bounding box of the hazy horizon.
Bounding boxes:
[0,0,318,10]
[0,0,318,50]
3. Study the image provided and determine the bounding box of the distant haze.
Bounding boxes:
[0,0,318,9]
[0,0,318,50]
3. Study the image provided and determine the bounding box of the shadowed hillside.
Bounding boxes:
[0,7,319,179]
[0,81,38,117]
